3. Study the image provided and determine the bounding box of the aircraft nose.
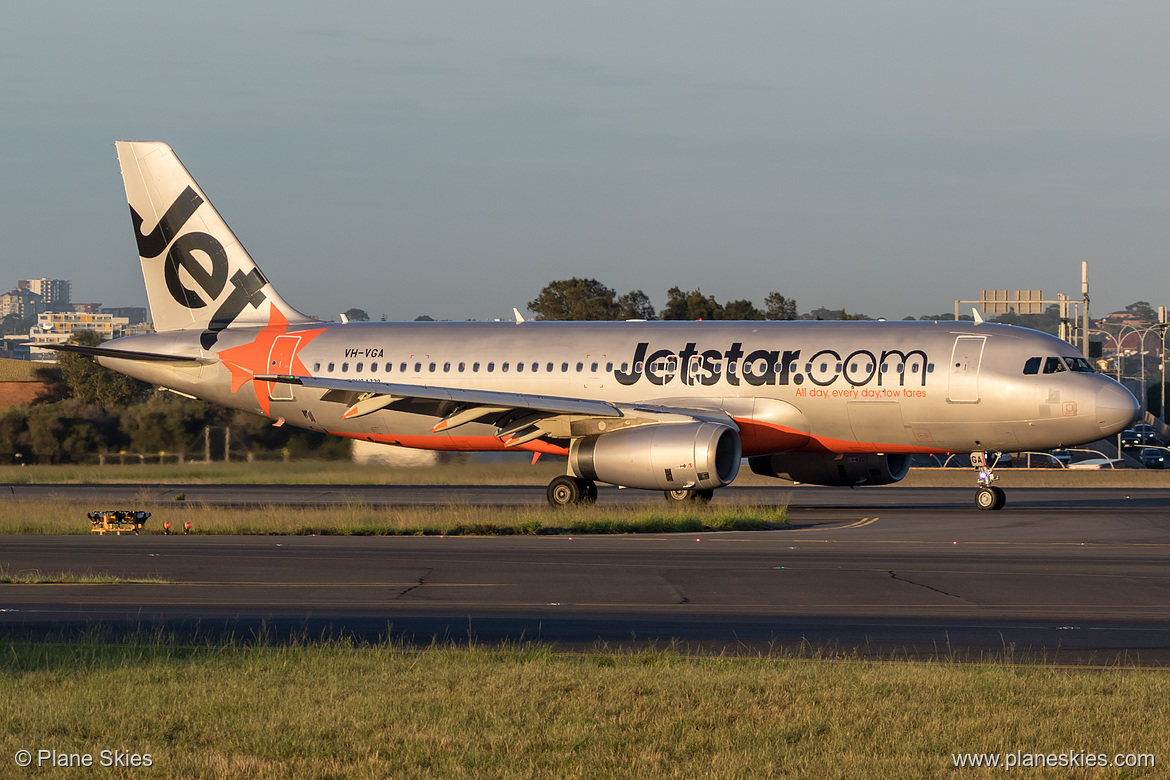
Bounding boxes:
[1095,381,1139,436]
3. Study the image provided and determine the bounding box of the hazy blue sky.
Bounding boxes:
[3,1,1169,322]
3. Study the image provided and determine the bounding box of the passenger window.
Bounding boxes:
[313,363,321,372]
[342,363,349,373]
[927,364,934,373]
[443,362,450,372]
[635,361,644,373]
[1043,357,1066,374]
[428,362,436,372]
[607,362,613,372]
[621,363,628,373]
[591,362,599,372]
[414,362,421,373]
[561,363,569,372]
[385,362,392,372]
[1023,357,1041,375]
[400,362,407,372]
[327,362,335,372]
[516,362,524,372]
[576,362,583,372]
[473,362,480,372]
[356,362,363,372]
[370,363,377,373]
[487,362,495,372]
[546,362,554,372]
[458,362,465,372]
[502,362,510,372]
[532,362,539,372]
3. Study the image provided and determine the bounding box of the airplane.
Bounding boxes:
[52,141,1139,511]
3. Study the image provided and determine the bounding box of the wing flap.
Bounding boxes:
[256,374,623,419]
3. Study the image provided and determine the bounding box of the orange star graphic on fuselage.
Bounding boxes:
[216,306,327,416]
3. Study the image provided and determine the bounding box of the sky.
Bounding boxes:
[2,1,1169,323]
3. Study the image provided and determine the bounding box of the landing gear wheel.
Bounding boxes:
[971,451,1007,511]
[975,486,1006,511]
[547,476,597,507]
[663,488,714,504]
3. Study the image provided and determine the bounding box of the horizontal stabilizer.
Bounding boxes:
[37,343,216,365]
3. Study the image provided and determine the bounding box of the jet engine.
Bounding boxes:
[570,422,741,491]
[749,452,911,487]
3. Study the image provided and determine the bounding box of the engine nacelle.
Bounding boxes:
[749,452,911,487]
[570,422,741,491]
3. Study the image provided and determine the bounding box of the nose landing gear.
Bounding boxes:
[971,451,1006,510]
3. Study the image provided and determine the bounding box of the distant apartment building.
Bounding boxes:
[71,302,103,314]
[18,278,70,312]
[102,306,149,325]
[0,288,41,319]
[27,311,133,360]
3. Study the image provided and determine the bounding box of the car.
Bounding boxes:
[1067,458,1123,470]
[1132,424,1161,445]
[1139,448,1167,469]
[1049,449,1072,467]
[1120,429,1143,449]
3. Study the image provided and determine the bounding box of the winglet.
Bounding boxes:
[972,308,984,325]
[513,308,526,323]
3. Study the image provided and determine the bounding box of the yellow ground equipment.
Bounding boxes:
[88,510,151,535]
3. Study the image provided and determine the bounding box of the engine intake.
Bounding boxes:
[749,452,911,487]
[571,422,741,491]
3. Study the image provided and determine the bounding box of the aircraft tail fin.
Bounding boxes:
[115,141,315,345]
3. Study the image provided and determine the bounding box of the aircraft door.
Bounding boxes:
[267,335,300,401]
[948,336,985,403]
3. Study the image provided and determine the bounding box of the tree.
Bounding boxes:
[528,278,622,321]
[56,331,151,409]
[1,313,34,336]
[1125,301,1157,323]
[616,290,656,320]
[343,308,370,322]
[723,299,764,320]
[764,292,798,321]
[661,287,724,320]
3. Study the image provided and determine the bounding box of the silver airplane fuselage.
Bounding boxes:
[102,318,1135,458]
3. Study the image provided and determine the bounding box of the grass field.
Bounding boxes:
[0,499,788,536]
[1,637,1165,779]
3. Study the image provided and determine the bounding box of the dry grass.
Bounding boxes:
[0,459,564,485]
[0,637,1166,778]
[0,565,171,584]
[0,499,787,536]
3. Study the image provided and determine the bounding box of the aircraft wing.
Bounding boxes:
[256,373,735,447]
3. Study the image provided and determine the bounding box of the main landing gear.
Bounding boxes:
[971,451,1006,511]
[546,475,598,507]
[663,488,714,504]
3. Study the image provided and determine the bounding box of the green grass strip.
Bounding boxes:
[1,635,1166,778]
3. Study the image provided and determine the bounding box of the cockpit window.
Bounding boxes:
[1023,357,1041,375]
[1063,356,1095,373]
[1043,357,1066,374]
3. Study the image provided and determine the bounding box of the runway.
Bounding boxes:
[3,485,1170,662]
